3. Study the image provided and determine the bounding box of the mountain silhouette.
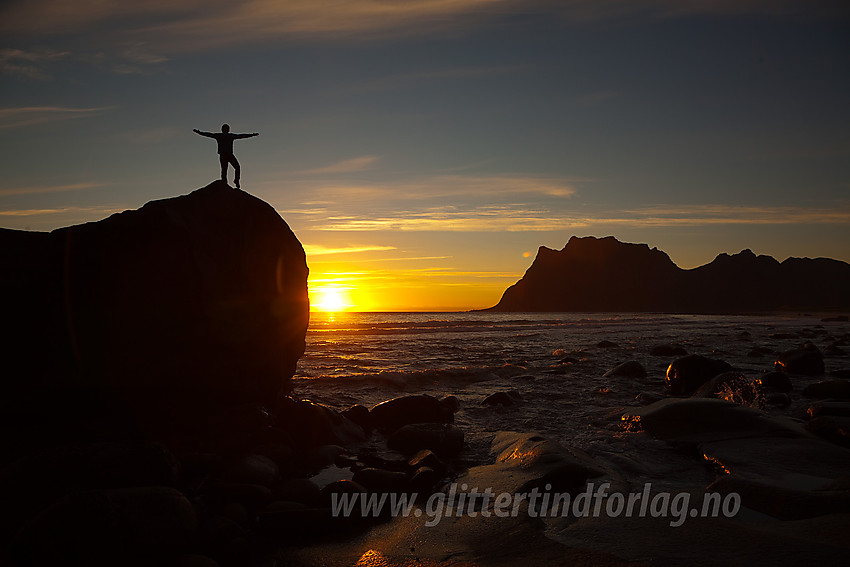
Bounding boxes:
[487,236,850,313]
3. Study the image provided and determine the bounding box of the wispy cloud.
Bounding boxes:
[0,106,113,129]
[2,1,825,52]
[0,182,103,197]
[298,156,381,175]
[618,204,850,226]
[281,175,580,202]
[0,205,121,217]
[290,202,850,232]
[302,244,396,256]
[0,48,68,79]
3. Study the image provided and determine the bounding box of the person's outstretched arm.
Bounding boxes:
[235,132,259,139]
[193,129,215,138]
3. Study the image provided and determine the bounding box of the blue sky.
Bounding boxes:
[2,0,848,309]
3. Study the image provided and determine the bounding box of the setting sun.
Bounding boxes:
[310,284,353,312]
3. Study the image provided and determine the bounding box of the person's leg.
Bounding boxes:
[219,155,228,182]
[230,155,241,188]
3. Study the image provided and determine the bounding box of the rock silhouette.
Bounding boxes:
[488,235,850,313]
[0,180,309,434]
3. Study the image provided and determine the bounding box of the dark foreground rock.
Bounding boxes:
[369,394,454,432]
[0,180,309,432]
[11,487,198,565]
[775,343,826,375]
[665,354,733,396]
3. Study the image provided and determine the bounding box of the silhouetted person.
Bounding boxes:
[193,124,259,188]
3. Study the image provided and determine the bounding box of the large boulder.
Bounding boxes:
[369,395,454,432]
[775,343,825,376]
[0,181,309,430]
[665,354,732,396]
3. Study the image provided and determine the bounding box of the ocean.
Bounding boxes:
[293,312,845,479]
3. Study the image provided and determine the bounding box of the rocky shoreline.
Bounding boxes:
[3,329,850,566]
[2,186,849,565]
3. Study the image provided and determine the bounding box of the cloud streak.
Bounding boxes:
[0,182,103,197]
[289,202,850,232]
[0,48,68,79]
[0,106,113,129]
[2,1,832,52]
[302,244,396,256]
[298,156,381,175]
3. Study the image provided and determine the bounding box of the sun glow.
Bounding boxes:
[310,284,354,312]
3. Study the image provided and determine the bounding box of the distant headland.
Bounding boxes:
[486,236,850,313]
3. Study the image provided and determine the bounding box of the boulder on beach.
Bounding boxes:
[482,390,523,406]
[387,423,464,457]
[649,344,688,357]
[665,354,733,396]
[754,371,793,393]
[369,394,454,432]
[776,343,825,375]
[0,180,309,430]
[620,398,805,445]
[603,360,647,379]
[693,371,760,407]
[803,380,850,399]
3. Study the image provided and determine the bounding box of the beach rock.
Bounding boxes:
[0,181,309,435]
[635,391,665,405]
[387,423,464,457]
[176,554,221,567]
[407,449,446,474]
[693,372,759,407]
[199,514,249,559]
[825,344,847,356]
[278,399,367,448]
[709,473,850,520]
[803,380,850,399]
[596,340,619,349]
[369,395,454,432]
[409,466,440,493]
[223,454,280,487]
[440,395,460,412]
[665,354,733,396]
[0,440,180,536]
[352,468,410,493]
[462,432,604,496]
[806,400,850,419]
[747,346,774,358]
[603,360,647,378]
[764,392,792,407]
[649,344,688,357]
[11,487,198,565]
[319,479,368,508]
[754,371,793,393]
[806,416,850,447]
[198,482,273,511]
[273,478,323,507]
[341,404,371,431]
[620,398,806,445]
[775,344,825,375]
[482,391,523,406]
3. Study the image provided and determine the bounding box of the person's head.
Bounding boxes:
[221,124,230,133]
